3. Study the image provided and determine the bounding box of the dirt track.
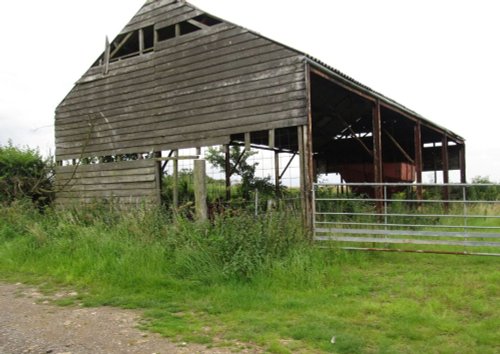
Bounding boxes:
[0,283,238,354]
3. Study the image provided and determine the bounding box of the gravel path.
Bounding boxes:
[0,283,239,354]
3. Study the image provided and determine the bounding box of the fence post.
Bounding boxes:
[193,159,208,221]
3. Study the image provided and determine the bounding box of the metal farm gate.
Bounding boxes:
[313,183,500,256]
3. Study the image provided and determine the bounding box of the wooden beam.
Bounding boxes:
[224,144,231,201]
[442,135,450,206]
[459,144,467,183]
[304,63,315,234]
[310,66,375,103]
[161,150,175,173]
[279,153,297,180]
[193,159,208,221]
[339,117,373,157]
[110,31,134,58]
[173,149,179,209]
[383,128,414,164]
[372,99,383,212]
[414,123,423,200]
[268,129,275,149]
[156,155,199,161]
[298,125,308,229]
[154,151,162,204]
[187,19,209,29]
[372,100,383,184]
[274,150,280,196]
[442,136,449,184]
[139,28,145,54]
[103,36,110,75]
[244,132,251,151]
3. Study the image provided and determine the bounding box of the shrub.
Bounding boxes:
[0,142,53,207]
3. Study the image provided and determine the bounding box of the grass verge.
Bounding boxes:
[0,202,498,353]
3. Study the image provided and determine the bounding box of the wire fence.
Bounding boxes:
[161,146,302,217]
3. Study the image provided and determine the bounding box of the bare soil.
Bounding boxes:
[0,283,243,354]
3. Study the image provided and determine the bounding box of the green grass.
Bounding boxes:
[0,202,499,353]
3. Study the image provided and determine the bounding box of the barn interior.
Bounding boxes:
[230,64,466,187]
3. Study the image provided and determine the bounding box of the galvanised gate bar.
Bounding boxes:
[314,182,500,256]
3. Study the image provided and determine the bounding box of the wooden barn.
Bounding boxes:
[55,0,465,224]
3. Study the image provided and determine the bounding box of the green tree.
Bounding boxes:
[468,176,500,201]
[206,146,275,199]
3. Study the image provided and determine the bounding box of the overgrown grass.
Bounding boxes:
[0,202,499,353]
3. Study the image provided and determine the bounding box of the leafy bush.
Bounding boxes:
[0,142,53,207]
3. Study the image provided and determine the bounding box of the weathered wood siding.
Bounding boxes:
[55,159,160,205]
[55,1,307,161]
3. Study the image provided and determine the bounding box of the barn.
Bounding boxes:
[55,0,465,225]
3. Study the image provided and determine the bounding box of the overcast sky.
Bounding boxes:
[0,0,498,181]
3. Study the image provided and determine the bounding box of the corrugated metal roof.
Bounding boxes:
[186,1,464,143]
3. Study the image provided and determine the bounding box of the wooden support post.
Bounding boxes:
[372,99,384,211]
[274,150,280,197]
[244,132,251,151]
[414,123,423,200]
[459,144,467,184]
[193,159,208,221]
[298,125,308,228]
[224,144,231,201]
[103,36,110,75]
[303,63,315,235]
[139,28,145,54]
[153,29,159,47]
[442,136,450,208]
[298,125,314,233]
[268,129,275,149]
[154,151,162,205]
[173,149,179,209]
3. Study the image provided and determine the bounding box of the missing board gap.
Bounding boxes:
[193,14,223,26]
[157,24,176,41]
[143,25,154,50]
[179,21,200,35]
